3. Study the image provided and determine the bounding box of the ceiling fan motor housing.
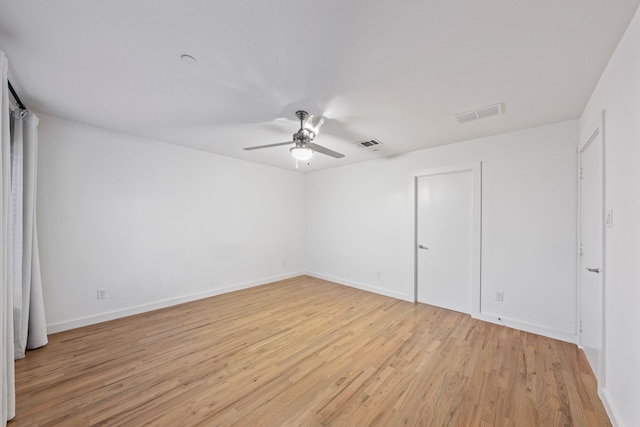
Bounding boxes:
[293,129,314,145]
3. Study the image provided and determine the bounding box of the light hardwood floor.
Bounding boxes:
[11,276,610,426]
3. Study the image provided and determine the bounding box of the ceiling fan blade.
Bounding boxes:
[316,117,369,143]
[304,115,325,136]
[308,143,345,158]
[243,141,294,151]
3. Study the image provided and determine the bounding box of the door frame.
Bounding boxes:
[577,111,606,385]
[410,163,482,315]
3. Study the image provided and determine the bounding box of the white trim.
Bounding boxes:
[473,312,577,344]
[577,110,606,387]
[306,271,413,302]
[309,272,580,343]
[47,270,583,349]
[46,272,304,334]
[599,387,622,427]
[409,163,482,315]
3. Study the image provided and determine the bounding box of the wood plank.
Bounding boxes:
[10,276,611,426]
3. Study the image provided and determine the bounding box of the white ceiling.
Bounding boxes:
[1,1,638,172]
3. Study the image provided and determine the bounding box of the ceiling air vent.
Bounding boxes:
[356,139,383,150]
[454,103,505,124]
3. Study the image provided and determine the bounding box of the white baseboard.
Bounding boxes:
[47,272,576,348]
[473,312,577,344]
[305,271,413,302]
[599,387,622,427]
[304,273,578,344]
[46,272,304,334]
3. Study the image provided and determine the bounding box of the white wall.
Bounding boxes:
[580,6,640,427]
[307,121,578,342]
[37,114,307,332]
[35,113,581,383]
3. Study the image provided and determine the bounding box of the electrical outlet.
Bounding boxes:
[282,260,287,267]
[495,291,504,302]
[97,288,107,300]
[377,271,382,279]
[606,209,613,228]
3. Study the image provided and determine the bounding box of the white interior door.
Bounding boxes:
[416,170,473,314]
[579,125,604,383]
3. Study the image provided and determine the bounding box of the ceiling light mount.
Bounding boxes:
[295,110,309,122]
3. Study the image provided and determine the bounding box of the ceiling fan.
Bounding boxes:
[243,110,345,163]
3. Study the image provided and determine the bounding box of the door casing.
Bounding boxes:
[578,111,606,386]
[410,163,482,315]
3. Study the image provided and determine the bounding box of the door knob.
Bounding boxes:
[586,267,600,274]
[418,244,429,250]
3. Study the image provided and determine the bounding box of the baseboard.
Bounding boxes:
[304,273,578,344]
[473,312,577,344]
[305,271,413,302]
[48,272,577,347]
[46,272,305,334]
[599,387,622,427]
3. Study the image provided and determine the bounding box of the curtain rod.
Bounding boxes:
[8,79,27,111]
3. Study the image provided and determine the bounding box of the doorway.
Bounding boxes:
[412,164,481,314]
[579,114,605,384]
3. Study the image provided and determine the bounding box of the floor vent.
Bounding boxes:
[455,103,505,124]
[356,139,383,150]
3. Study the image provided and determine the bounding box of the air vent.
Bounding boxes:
[356,139,383,150]
[455,103,505,124]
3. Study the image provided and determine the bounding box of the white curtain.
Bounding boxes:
[1,50,16,426]
[12,109,47,358]
[1,50,48,426]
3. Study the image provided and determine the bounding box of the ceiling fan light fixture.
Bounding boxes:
[290,146,314,161]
